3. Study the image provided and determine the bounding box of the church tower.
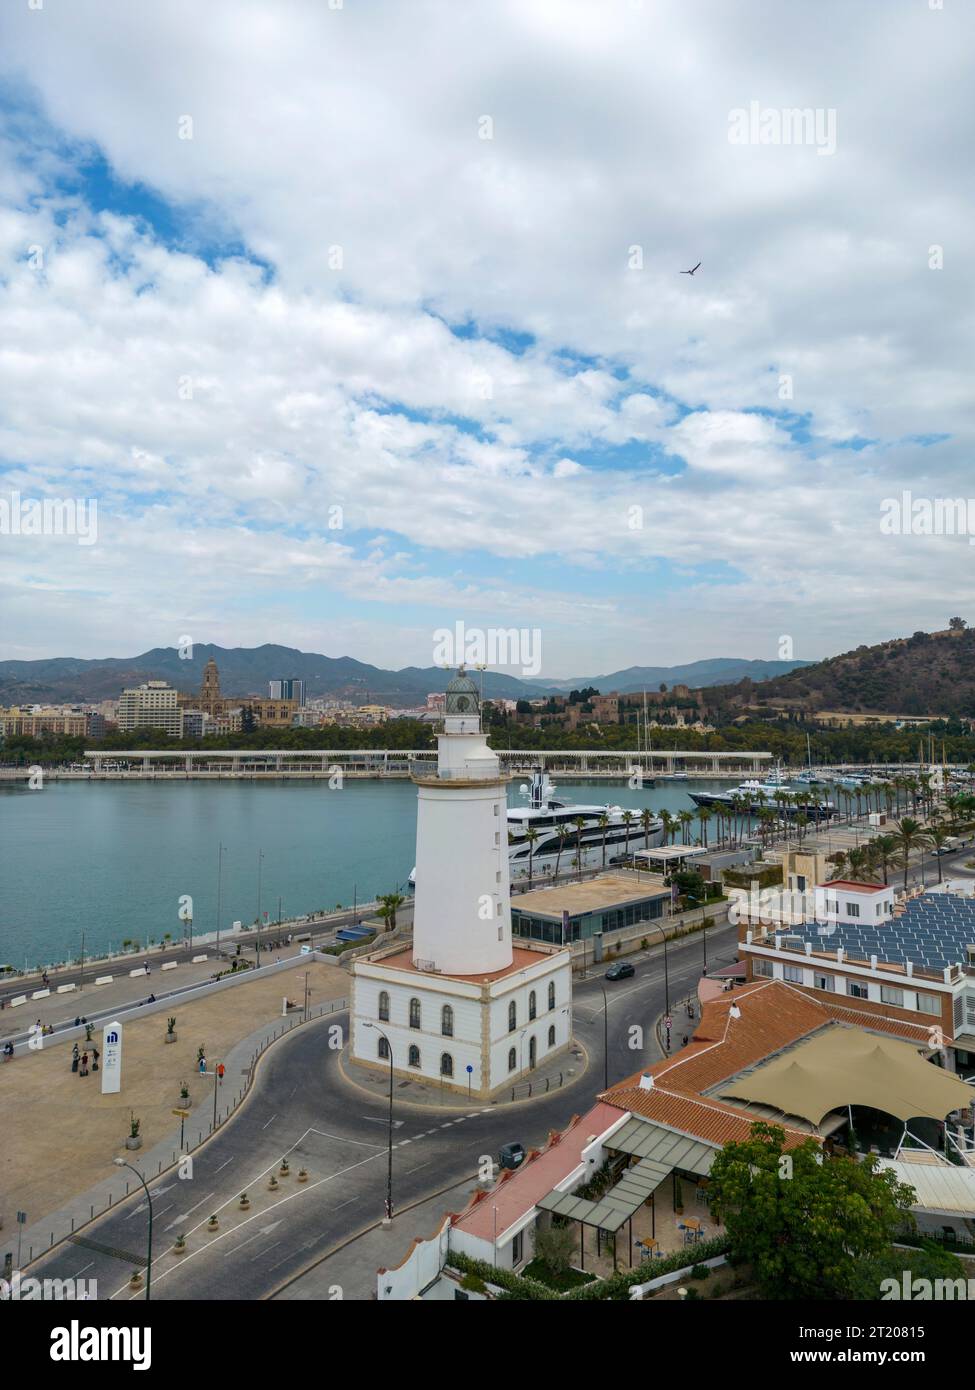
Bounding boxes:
[200,658,222,716]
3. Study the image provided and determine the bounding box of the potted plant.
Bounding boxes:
[173,1233,187,1253]
[279,1159,290,1177]
[239,1192,250,1210]
[165,1016,177,1044]
[208,1214,219,1231]
[297,1167,308,1183]
[129,1269,143,1289]
[179,1081,190,1106]
[85,1022,94,1042]
[125,1114,143,1151]
[196,1045,206,1065]
[268,1174,279,1191]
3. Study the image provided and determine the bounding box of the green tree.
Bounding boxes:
[533,1221,577,1277]
[376,892,406,932]
[708,1122,916,1301]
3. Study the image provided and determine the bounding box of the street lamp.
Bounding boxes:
[362,1022,394,1223]
[686,895,709,973]
[114,1158,152,1300]
[647,922,671,1018]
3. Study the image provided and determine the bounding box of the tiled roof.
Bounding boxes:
[452,1102,626,1242]
[597,1083,813,1150]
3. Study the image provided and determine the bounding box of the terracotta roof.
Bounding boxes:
[821,879,888,893]
[596,1083,813,1150]
[452,1102,625,1242]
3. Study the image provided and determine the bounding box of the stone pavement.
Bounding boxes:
[1,959,347,1267]
[338,1036,590,1113]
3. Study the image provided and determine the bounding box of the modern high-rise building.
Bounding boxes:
[117,681,182,736]
[268,677,305,706]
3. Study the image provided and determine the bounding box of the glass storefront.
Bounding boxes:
[511,894,666,943]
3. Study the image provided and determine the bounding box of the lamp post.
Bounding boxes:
[686,895,709,973]
[648,922,671,1018]
[362,1023,394,1222]
[114,1158,152,1300]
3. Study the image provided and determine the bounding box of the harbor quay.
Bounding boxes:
[0,747,775,780]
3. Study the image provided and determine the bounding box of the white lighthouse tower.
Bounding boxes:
[412,667,512,976]
[350,668,571,1098]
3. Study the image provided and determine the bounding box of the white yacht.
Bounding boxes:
[408,767,665,885]
[689,765,834,818]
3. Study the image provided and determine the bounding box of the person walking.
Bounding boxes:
[71,1043,80,1073]
[79,1052,89,1077]
[91,1046,100,1072]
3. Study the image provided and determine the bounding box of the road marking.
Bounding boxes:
[213,1156,235,1173]
[165,1191,216,1229]
[440,1122,454,1128]
[396,1138,411,1146]
[408,1159,433,1174]
[223,1221,282,1256]
[73,1261,94,1278]
[115,1143,393,1298]
[261,1114,278,1130]
[360,1116,404,1128]
[332,1197,357,1212]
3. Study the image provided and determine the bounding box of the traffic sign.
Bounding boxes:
[664,1015,673,1028]
[171,1108,190,1118]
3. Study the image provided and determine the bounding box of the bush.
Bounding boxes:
[690,1264,709,1280]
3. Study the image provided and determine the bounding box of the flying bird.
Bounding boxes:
[681,261,702,276]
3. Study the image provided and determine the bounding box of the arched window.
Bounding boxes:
[548,1025,556,1047]
[378,990,390,1022]
[408,1044,420,1068]
[528,990,537,1021]
[440,1052,453,1077]
[508,1001,516,1032]
[409,997,421,1030]
[441,1004,454,1037]
[378,1035,390,1060]
[548,981,556,1011]
[507,1047,517,1072]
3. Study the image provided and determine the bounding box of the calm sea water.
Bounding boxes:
[0,777,721,968]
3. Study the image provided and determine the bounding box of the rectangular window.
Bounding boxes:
[916,992,941,1016]
[752,958,773,978]
[511,1230,524,1266]
[783,964,803,983]
[881,986,904,1007]
[814,973,834,992]
[847,980,869,999]
[846,902,860,918]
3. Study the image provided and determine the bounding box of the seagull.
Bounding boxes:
[681,261,702,276]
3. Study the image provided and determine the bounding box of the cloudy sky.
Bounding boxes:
[0,0,971,677]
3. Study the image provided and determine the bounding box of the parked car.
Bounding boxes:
[605,961,635,980]
[498,1141,525,1170]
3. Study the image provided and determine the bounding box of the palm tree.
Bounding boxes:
[871,833,898,886]
[597,814,609,870]
[572,816,587,878]
[639,807,655,855]
[678,809,694,845]
[893,817,931,893]
[553,825,570,880]
[621,809,636,856]
[927,826,950,883]
[377,892,406,933]
[524,826,540,886]
[696,805,712,848]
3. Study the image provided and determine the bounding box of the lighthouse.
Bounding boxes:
[350,668,571,1098]
[411,666,512,976]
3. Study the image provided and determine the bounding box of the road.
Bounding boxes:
[26,920,736,1301]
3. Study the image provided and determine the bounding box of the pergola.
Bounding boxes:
[534,1120,715,1270]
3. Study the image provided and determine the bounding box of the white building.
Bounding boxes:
[116,680,182,736]
[351,668,572,1098]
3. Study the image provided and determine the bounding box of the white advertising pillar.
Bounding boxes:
[101,1020,122,1094]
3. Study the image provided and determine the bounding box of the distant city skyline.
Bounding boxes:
[1,2,971,674]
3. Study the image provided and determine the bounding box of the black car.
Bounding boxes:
[605,961,635,980]
[499,1142,525,1170]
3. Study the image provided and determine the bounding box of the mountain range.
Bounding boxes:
[0,645,812,707]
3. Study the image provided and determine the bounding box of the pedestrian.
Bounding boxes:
[91,1046,100,1072]
[30,1018,41,1035]
[74,1016,81,1028]
[198,1055,207,1075]
[681,1033,689,1048]
[79,1052,89,1077]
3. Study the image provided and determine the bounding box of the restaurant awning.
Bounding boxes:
[719,1027,975,1127]
[607,1116,716,1176]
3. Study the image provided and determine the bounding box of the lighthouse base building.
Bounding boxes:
[351,668,571,1099]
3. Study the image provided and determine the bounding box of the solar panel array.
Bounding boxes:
[776,894,975,974]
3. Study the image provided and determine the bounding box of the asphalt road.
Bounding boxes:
[26,920,737,1301]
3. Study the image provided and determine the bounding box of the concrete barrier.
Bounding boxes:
[56,982,76,994]
[95,975,113,986]
[9,995,27,1007]
[192,955,208,964]
[31,988,51,1000]
[161,961,178,971]
[129,967,147,978]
